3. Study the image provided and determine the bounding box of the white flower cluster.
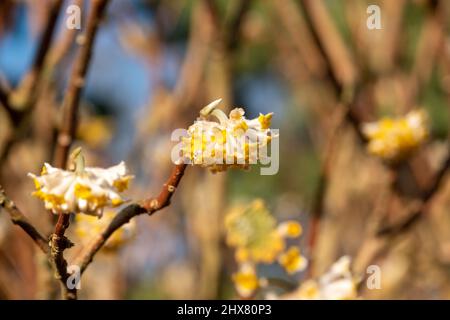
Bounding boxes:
[29,162,133,216]
[182,99,276,173]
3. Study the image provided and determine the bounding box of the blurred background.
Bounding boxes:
[0,0,450,299]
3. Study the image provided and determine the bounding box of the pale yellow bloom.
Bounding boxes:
[75,210,136,250]
[225,200,305,265]
[226,199,308,297]
[29,162,133,216]
[182,99,276,173]
[278,246,308,274]
[225,199,285,264]
[232,263,259,298]
[362,109,429,162]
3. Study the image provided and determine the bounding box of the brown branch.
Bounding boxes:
[54,0,110,168]
[0,0,63,165]
[0,80,11,113]
[50,0,110,300]
[300,0,358,89]
[405,0,445,111]
[307,102,347,276]
[50,213,75,299]
[272,0,326,78]
[225,0,252,52]
[74,163,187,275]
[46,0,84,69]
[353,148,450,275]
[0,185,49,254]
[299,0,366,142]
[13,0,63,111]
[377,151,450,236]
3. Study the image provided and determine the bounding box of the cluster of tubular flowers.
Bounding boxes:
[75,211,136,250]
[28,161,133,216]
[275,256,358,300]
[361,109,429,162]
[225,199,306,298]
[181,99,276,173]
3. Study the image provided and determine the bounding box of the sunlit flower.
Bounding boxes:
[225,199,285,264]
[232,263,259,298]
[282,256,358,300]
[75,210,136,250]
[362,109,429,162]
[29,161,133,216]
[278,246,308,274]
[182,99,276,173]
[225,199,307,297]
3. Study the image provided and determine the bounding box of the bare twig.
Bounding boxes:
[225,0,252,51]
[0,0,63,166]
[353,148,450,276]
[0,80,11,114]
[50,213,75,299]
[306,103,347,260]
[377,151,450,236]
[300,0,365,141]
[50,0,110,300]
[13,0,63,111]
[54,0,110,168]
[300,0,358,89]
[74,163,187,274]
[0,185,48,254]
[46,0,84,69]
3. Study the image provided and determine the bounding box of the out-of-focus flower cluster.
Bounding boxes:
[225,199,306,297]
[75,210,136,250]
[362,109,429,162]
[275,256,359,300]
[29,161,133,216]
[77,116,113,149]
[182,99,276,173]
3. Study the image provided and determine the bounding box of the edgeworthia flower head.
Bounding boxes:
[225,199,307,297]
[225,200,305,267]
[362,109,429,162]
[182,99,276,173]
[28,151,133,216]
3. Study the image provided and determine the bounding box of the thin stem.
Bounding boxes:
[0,81,12,115]
[307,103,347,276]
[0,185,49,254]
[50,0,110,300]
[74,164,188,275]
[54,0,110,168]
[50,213,76,300]
[14,0,63,110]
[377,151,450,236]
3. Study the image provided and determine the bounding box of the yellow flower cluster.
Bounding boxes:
[75,210,136,250]
[182,99,275,173]
[28,161,133,216]
[225,199,306,298]
[280,256,358,300]
[362,109,429,162]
